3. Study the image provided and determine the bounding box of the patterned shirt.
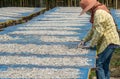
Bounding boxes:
[83,9,120,54]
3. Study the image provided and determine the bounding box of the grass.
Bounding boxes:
[89,48,120,79]
[110,48,120,77]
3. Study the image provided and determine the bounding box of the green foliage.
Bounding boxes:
[110,49,120,77]
[89,70,96,79]
[110,48,120,67]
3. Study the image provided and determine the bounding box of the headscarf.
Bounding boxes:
[80,0,110,24]
[90,1,110,23]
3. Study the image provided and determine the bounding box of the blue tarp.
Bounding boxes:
[0,7,96,79]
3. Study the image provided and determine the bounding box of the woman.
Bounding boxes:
[78,0,120,79]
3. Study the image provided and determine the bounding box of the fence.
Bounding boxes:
[0,0,46,7]
[0,0,98,8]
[0,0,119,9]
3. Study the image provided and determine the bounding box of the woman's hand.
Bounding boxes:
[77,40,86,48]
[81,45,91,49]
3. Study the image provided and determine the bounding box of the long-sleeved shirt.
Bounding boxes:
[83,9,120,54]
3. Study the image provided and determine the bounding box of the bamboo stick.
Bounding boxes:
[116,0,118,9]
[75,0,77,7]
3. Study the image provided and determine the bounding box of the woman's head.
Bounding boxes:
[80,0,97,15]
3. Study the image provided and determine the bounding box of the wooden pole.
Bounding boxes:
[27,0,28,7]
[116,0,118,9]
[65,0,67,6]
[0,0,1,7]
[9,0,11,6]
[61,0,63,6]
[29,0,32,7]
[75,0,77,7]
[106,0,108,7]
[24,0,26,7]
[20,0,22,7]
[46,0,49,10]
[34,0,35,7]
[22,0,25,7]
[71,0,72,6]
[11,0,13,7]
[55,0,57,7]
[3,0,5,7]
[68,0,71,7]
